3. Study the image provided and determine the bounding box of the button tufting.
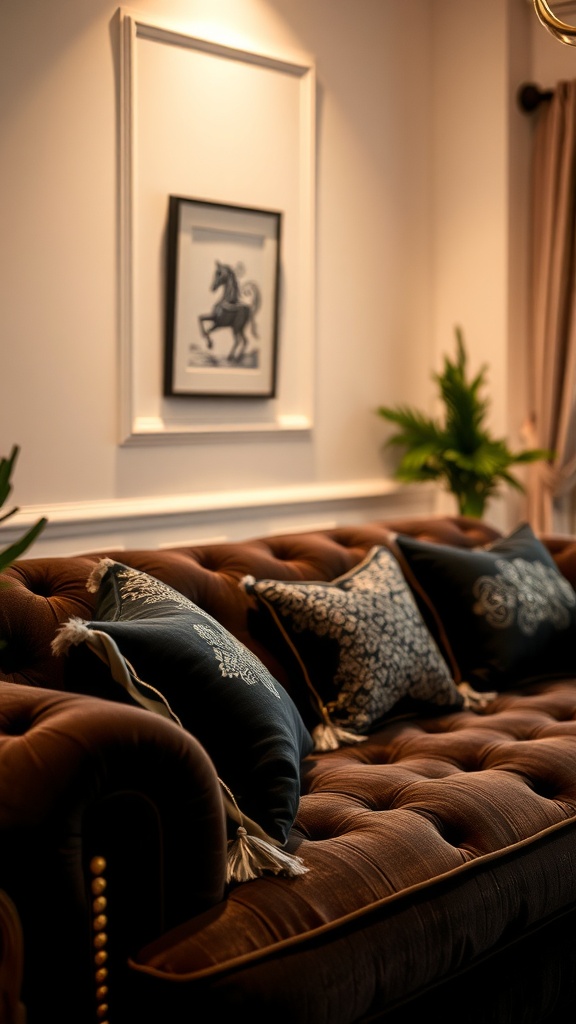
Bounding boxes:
[0,714,31,737]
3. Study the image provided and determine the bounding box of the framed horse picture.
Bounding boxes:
[164,196,282,398]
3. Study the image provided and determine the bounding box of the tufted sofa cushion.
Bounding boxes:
[124,677,576,1022]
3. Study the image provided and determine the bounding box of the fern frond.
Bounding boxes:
[394,444,446,481]
[0,447,18,509]
[0,517,47,574]
[377,406,446,447]
[0,445,47,578]
[510,447,554,464]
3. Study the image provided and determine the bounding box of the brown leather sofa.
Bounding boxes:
[2,514,576,1023]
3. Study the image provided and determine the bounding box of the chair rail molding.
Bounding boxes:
[117,7,316,445]
[0,479,433,557]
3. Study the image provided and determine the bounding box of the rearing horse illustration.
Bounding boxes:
[198,261,261,364]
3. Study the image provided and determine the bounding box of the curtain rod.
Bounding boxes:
[517,81,554,112]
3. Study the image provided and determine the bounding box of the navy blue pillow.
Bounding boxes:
[53,560,313,847]
[393,523,576,690]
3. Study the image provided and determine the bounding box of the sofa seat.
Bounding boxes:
[128,679,576,1022]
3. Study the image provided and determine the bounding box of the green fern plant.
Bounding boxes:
[0,446,46,574]
[376,327,552,518]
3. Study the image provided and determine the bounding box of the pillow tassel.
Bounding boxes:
[226,826,308,884]
[458,681,497,710]
[219,780,308,884]
[312,705,367,752]
[86,558,115,594]
[51,617,93,655]
[312,721,367,751]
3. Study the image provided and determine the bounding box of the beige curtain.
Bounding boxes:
[527,80,576,532]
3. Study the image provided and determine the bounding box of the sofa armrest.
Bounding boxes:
[0,683,227,1023]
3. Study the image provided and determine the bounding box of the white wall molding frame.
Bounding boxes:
[0,480,436,558]
[118,7,316,445]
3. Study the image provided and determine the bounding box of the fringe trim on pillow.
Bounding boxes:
[458,681,497,710]
[86,558,115,594]
[219,781,308,883]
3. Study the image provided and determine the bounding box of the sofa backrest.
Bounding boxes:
[0,515,502,696]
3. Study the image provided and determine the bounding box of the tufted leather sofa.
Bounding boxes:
[3,514,576,1023]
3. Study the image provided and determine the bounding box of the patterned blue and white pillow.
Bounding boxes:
[393,522,576,690]
[52,560,313,848]
[241,545,463,740]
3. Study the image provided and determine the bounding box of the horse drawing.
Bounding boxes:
[198,261,261,364]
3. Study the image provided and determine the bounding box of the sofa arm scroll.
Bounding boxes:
[0,682,227,910]
[0,683,227,1022]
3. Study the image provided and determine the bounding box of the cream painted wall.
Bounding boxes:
[429,0,534,527]
[0,0,545,554]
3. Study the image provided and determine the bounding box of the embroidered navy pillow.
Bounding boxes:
[241,545,463,738]
[53,560,313,847]
[393,522,576,689]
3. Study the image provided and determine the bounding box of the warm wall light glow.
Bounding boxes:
[533,0,576,45]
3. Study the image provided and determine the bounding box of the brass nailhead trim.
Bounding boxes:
[90,856,111,1024]
[90,856,106,876]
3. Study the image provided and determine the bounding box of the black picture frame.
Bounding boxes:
[164,196,282,398]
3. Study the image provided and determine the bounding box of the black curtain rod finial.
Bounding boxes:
[518,82,554,112]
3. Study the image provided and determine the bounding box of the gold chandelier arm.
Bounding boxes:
[533,0,576,45]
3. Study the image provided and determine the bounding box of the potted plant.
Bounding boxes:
[0,445,46,573]
[376,327,552,518]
